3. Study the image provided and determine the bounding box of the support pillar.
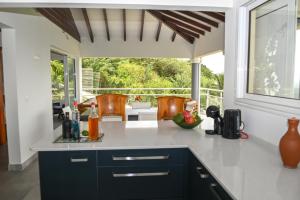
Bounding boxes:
[191,57,201,112]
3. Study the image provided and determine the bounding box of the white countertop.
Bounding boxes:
[31,121,300,200]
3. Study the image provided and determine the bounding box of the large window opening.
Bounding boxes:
[247,0,300,99]
[81,57,224,114]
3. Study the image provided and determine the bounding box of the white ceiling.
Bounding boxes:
[71,9,178,42]
[70,8,224,43]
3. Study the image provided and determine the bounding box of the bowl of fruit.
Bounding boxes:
[172,101,202,129]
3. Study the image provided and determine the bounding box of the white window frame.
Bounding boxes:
[235,0,300,115]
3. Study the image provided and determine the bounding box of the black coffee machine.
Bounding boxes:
[222,109,241,139]
[206,106,241,139]
[205,106,223,135]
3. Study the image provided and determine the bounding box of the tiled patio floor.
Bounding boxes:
[0,145,40,200]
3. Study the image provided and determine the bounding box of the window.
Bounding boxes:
[247,0,299,99]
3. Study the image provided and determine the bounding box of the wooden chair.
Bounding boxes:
[96,94,128,121]
[157,96,187,120]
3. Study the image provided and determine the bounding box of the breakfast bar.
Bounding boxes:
[31,121,300,200]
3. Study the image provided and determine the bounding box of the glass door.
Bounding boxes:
[67,57,76,108]
[51,51,77,109]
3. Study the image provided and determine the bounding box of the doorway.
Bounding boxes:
[51,51,77,129]
[0,47,7,145]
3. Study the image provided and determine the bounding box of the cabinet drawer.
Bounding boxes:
[98,165,185,200]
[97,148,186,166]
[39,151,97,200]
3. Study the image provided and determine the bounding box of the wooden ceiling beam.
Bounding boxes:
[155,21,162,42]
[168,22,199,38]
[140,10,145,42]
[36,8,80,42]
[63,9,80,38]
[157,11,205,35]
[159,10,211,32]
[147,10,195,44]
[123,9,126,41]
[200,11,225,22]
[102,9,110,41]
[82,8,94,43]
[171,32,176,42]
[178,11,218,28]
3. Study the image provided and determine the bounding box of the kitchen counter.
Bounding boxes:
[31,121,300,200]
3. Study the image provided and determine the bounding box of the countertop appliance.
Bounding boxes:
[223,109,241,139]
[205,105,223,135]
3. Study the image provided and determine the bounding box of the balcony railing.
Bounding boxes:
[81,87,223,113]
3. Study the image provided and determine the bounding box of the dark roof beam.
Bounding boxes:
[200,11,225,22]
[140,10,145,41]
[123,9,126,41]
[159,10,211,32]
[178,11,218,28]
[82,8,94,43]
[155,21,162,41]
[102,9,110,41]
[157,11,205,35]
[147,10,195,44]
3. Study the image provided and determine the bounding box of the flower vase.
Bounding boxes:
[279,118,300,168]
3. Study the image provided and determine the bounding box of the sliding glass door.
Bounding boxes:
[51,51,77,107]
[67,57,76,108]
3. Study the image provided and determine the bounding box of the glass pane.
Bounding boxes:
[51,60,65,102]
[295,0,300,98]
[247,0,300,99]
[68,58,76,108]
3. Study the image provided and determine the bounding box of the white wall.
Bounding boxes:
[79,37,193,58]
[0,12,80,165]
[193,23,225,57]
[223,0,300,146]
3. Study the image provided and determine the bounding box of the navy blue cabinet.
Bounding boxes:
[97,148,188,200]
[38,151,98,200]
[188,151,233,200]
[38,148,232,200]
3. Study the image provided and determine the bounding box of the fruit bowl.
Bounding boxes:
[172,113,202,129]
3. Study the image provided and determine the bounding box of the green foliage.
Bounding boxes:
[51,60,65,101]
[82,57,223,91]
[201,65,223,90]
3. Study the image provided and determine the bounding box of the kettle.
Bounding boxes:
[222,109,241,139]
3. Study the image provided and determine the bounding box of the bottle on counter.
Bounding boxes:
[72,100,80,140]
[62,112,72,139]
[88,102,99,141]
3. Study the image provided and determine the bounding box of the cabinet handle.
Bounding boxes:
[113,171,169,178]
[196,166,209,179]
[112,155,169,161]
[209,183,222,200]
[70,158,88,163]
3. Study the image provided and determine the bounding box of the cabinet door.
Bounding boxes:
[98,165,185,200]
[188,152,212,200]
[39,151,97,200]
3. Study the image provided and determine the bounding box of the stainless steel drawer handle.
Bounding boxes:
[199,173,210,179]
[196,166,203,171]
[209,183,222,200]
[112,155,169,161]
[70,158,88,163]
[113,172,169,178]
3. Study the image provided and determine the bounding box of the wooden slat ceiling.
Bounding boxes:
[37,8,225,44]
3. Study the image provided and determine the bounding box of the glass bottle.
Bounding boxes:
[62,112,72,139]
[88,102,99,141]
[72,100,80,140]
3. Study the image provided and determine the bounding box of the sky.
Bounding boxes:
[201,52,225,74]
